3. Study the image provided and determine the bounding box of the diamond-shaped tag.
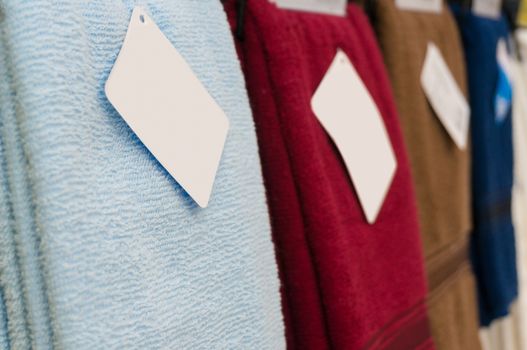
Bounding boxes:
[311,49,397,224]
[105,7,229,208]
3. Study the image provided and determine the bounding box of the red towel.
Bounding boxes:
[225,2,433,349]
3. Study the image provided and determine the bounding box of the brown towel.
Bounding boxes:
[371,1,481,349]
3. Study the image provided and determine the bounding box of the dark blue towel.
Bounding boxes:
[451,6,517,326]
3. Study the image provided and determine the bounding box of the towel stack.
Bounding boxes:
[0,1,285,349]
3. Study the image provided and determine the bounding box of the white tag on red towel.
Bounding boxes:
[312,50,397,224]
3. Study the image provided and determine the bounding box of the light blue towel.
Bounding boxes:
[0,287,8,350]
[0,27,33,350]
[0,1,285,349]
[0,299,6,349]
[0,139,12,350]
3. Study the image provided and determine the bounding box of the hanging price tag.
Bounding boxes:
[421,43,470,149]
[312,50,397,223]
[105,7,229,208]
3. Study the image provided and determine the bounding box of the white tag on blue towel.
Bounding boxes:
[311,49,397,224]
[495,38,513,123]
[421,43,470,149]
[105,7,229,208]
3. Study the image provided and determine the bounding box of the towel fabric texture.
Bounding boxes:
[452,7,518,326]
[371,1,481,348]
[225,1,433,349]
[0,1,285,349]
[0,293,6,350]
[0,143,10,350]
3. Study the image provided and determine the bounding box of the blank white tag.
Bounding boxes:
[421,43,470,149]
[311,50,397,224]
[395,0,442,13]
[497,39,513,80]
[105,7,229,208]
[496,38,513,122]
[472,0,502,19]
[271,0,347,16]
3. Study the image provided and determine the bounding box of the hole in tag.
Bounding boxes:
[139,14,145,23]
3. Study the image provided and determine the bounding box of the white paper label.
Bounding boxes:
[395,0,442,13]
[497,39,513,80]
[271,0,347,16]
[105,7,229,208]
[495,38,513,122]
[311,50,397,224]
[472,0,502,19]
[421,43,470,149]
